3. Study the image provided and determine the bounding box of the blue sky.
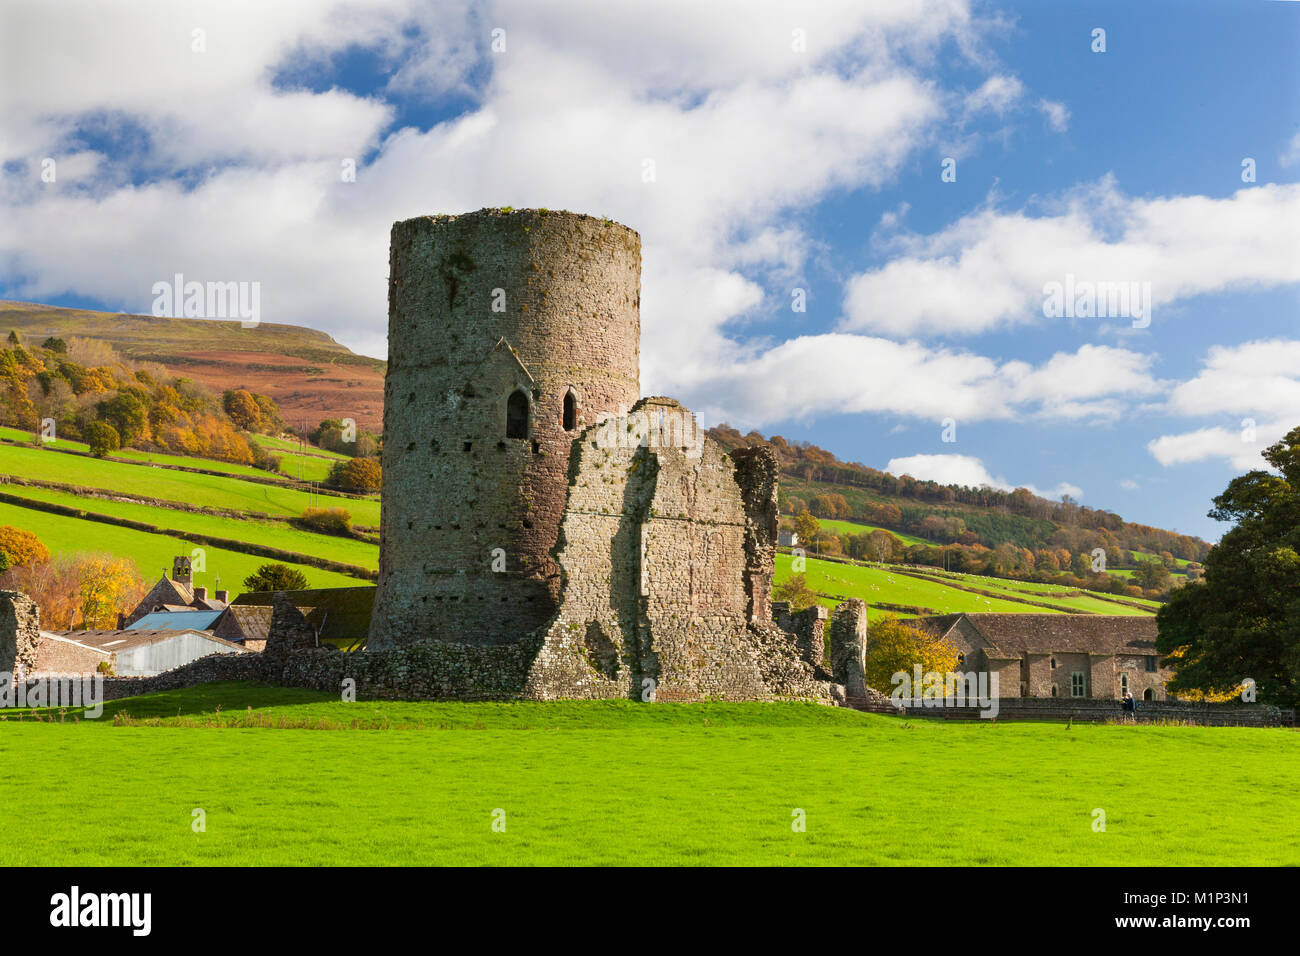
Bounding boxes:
[1,0,1297,542]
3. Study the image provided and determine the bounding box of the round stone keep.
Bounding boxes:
[368,208,641,648]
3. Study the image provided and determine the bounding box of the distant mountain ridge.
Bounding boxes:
[0,301,385,431]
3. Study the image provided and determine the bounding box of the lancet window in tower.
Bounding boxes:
[506,389,530,439]
[563,389,578,431]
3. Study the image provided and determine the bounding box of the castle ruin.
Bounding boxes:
[368,208,848,701]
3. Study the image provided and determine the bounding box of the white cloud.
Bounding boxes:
[842,177,1300,337]
[689,337,1161,428]
[1147,339,1300,471]
[0,0,988,368]
[1147,423,1289,471]
[1281,130,1300,168]
[885,453,1082,500]
[1037,98,1069,132]
[1119,478,1139,490]
[964,75,1024,116]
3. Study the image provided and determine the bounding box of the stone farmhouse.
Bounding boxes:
[121,556,229,627]
[911,613,1172,701]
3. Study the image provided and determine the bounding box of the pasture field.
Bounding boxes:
[0,485,378,571]
[774,554,1155,619]
[251,434,350,460]
[1,682,1294,866]
[0,500,364,591]
[0,441,379,524]
[799,516,932,547]
[1,426,294,482]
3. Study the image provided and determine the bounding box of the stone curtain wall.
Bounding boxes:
[830,599,869,700]
[0,590,41,679]
[521,400,830,702]
[371,209,641,650]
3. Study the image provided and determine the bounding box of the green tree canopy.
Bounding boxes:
[1157,426,1300,707]
[242,563,310,592]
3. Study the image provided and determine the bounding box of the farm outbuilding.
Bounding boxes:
[35,628,246,677]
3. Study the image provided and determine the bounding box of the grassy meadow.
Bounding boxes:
[774,553,1154,620]
[1,682,1294,866]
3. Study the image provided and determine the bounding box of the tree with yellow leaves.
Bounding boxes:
[862,615,960,696]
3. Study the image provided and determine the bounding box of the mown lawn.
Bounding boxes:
[1,682,1294,866]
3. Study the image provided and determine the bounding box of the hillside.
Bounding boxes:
[710,425,1210,602]
[0,301,385,431]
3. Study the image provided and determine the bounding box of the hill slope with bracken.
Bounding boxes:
[0,301,385,431]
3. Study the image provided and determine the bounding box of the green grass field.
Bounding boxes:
[0,485,378,571]
[0,442,378,524]
[1,682,1294,866]
[0,500,363,592]
[798,516,932,547]
[775,554,1155,620]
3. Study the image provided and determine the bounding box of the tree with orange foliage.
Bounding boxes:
[0,526,50,567]
[0,553,146,630]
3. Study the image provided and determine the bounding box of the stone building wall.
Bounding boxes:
[370,209,641,650]
[0,590,40,679]
[522,399,827,702]
[32,636,110,676]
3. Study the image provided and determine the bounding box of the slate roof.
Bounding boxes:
[215,605,275,642]
[127,610,223,632]
[231,587,374,644]
[910,613,1158,657]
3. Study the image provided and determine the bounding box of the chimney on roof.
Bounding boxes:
[214,590,228,603]
[194,586,207,602]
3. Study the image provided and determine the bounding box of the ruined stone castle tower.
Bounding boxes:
[368,208,849,703]
[370,209,641,648]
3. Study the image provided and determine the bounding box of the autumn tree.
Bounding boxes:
[773,573,818,611]
[792,509,820,545]
[0,526,50,566]
[84,420,120,457]
[862,616,961,697]
[328,456,382,492]
[74,554,146,629]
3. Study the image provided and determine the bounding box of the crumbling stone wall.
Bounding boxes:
[0,590,41,679]
[264,593,319,658]
[830,599,868,700]
[524,399,827,702]
[370,209,642,650]
[774,602,828,670]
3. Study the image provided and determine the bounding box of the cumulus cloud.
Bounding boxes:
[0,0,987,366]
[689,337,1162,429]
[1147,339,1300,471]
[842,177,1300,337]
[885,453,1083,500]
